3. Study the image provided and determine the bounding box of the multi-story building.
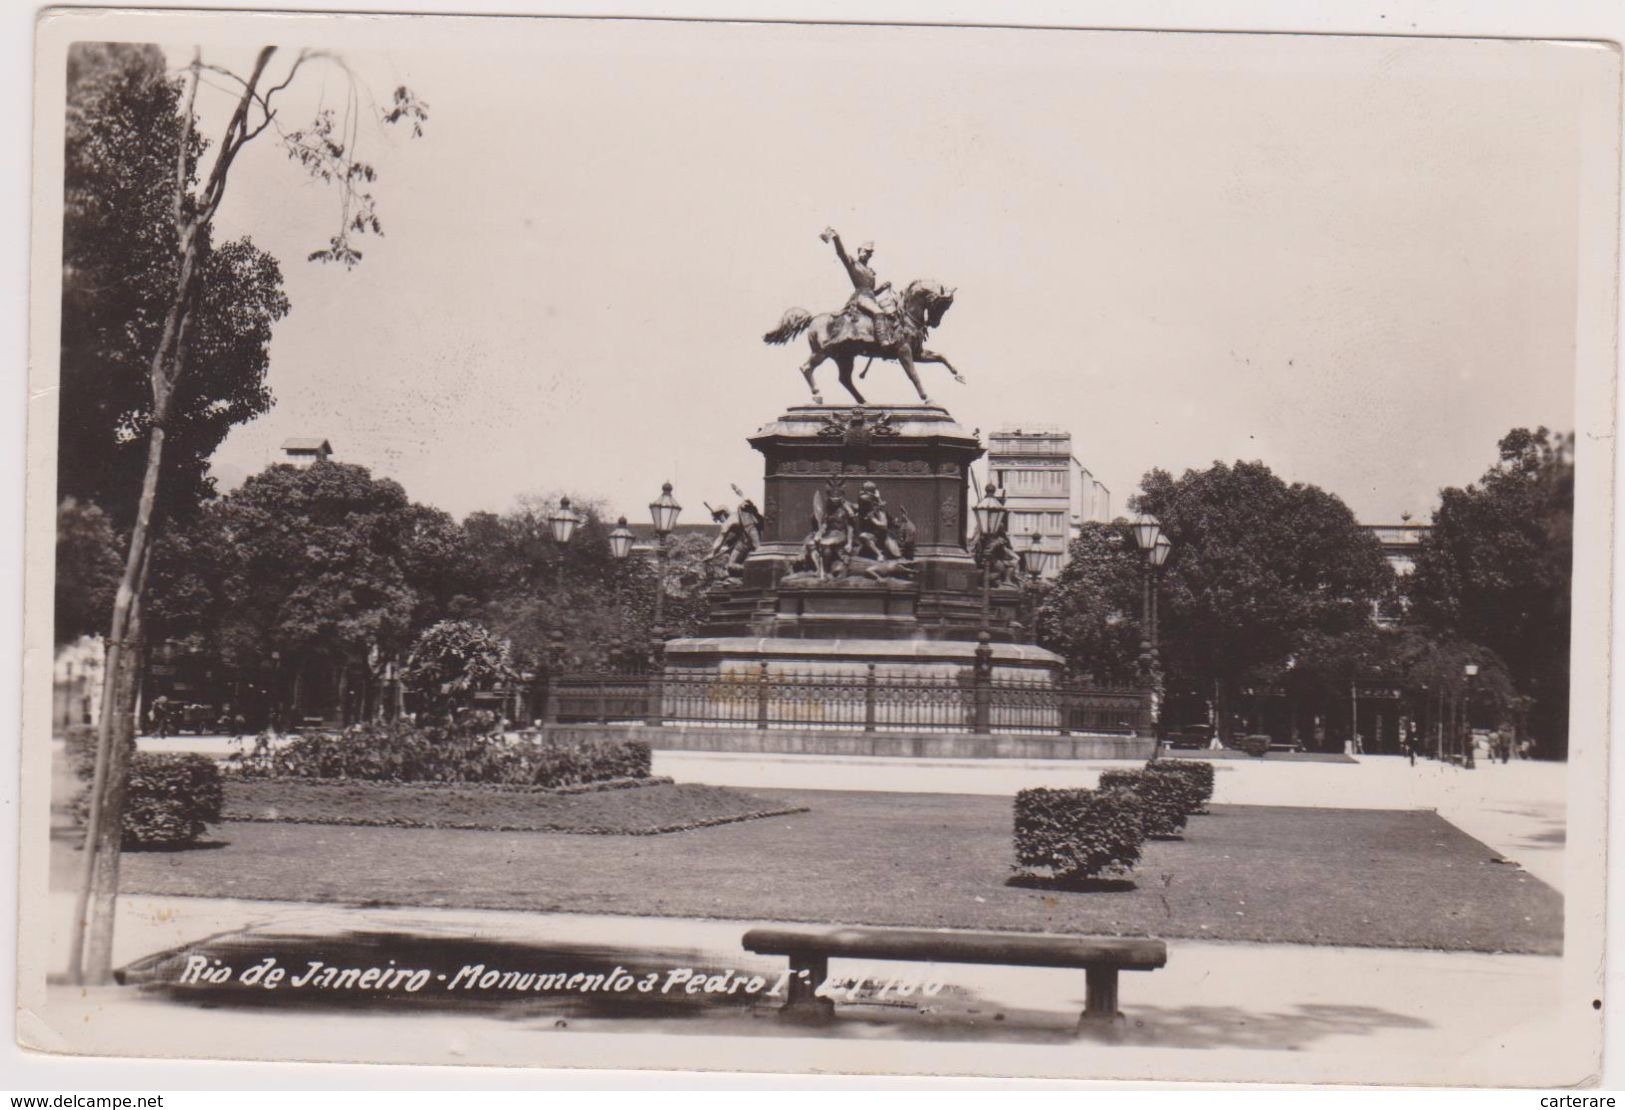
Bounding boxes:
[280,437,334,467]
[1367,519,1428,577]
[1365,518,1430,626]
[983,426,1110,578]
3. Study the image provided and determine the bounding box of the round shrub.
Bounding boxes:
[1154,759,1215,812]
[1014,786,1147,881]
[1234,734,1270,757]
[1143,763,1207,818]
[1099,768,1189,838]
[75,752,224,849]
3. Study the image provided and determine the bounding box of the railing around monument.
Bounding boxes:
[547,667,1152,737]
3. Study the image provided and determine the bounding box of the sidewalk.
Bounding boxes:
[25,890,1579,1086]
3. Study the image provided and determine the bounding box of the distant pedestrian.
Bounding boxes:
[150,694,171,739]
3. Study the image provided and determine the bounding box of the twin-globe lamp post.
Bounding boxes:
[550,494,675,644]
[545,492,677,677]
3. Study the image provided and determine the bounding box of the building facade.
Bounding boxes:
[983,426,1110,578]
[280,437,334,467]
[1366,520,1429,626]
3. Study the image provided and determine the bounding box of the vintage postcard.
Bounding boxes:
[15,4,1620,1087]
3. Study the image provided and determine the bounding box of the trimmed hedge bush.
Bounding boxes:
[1144,763,1207,819]
[1013,786,1146,881]
[1234,734,1270,757]
[1099,768,1189,838]
[74,752,224,849]
[1154,759,1215,812]
[229,712,651,789]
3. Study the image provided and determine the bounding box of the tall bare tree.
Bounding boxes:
[69,45,427,985]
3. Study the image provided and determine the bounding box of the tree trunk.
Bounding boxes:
[336,662,351,727]
[70,49,289,983]
[83,566,149,980]
[69,503,158,985]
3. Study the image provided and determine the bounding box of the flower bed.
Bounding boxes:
[229,712,650,788]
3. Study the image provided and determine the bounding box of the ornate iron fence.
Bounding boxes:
[547,665,1151,737]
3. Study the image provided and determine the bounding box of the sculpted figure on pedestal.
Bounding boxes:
[705,486,765,580]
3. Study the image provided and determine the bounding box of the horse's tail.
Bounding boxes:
[763,308,813,345]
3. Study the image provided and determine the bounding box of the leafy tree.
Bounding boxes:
[1132,461,1394,743]
[54,499,124,646]
[1258,624,1512,751]
[60,44,288,529]
[69,43,426,985]
[461,497,711,673]
[204,462,455,692]
[401,620,517,718]
[1407,427,1574,755]
[1034,522,1146,684]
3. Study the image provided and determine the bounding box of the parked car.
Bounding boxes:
[175,703,217,735]
[1163,723,1213,750]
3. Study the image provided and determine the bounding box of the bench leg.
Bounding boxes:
[780,954,835,1024]
[1081,966,1120,1025]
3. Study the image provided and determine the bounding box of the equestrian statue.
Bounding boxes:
[763,228,966,406]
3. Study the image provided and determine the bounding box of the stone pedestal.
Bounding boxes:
[701,403,1029,643]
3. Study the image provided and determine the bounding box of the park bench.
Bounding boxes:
[742,925,1166,1026]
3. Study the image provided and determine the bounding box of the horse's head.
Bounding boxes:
[902,279,956,330]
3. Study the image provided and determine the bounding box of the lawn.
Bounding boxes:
[85,789,1561,954]
[222,778,807,834]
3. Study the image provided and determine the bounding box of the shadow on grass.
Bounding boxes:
[1005,874,1138,894]
[123,839,231,853]
[52,834,230,852]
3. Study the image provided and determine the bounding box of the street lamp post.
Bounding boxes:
[549,496,583,595]
[1147,532,1172,725]
[1132,514,1163,680]
[972,483,1010,632]
[1463,662,1479,769]
[648,483,683,638]
[1148,531,1172,651]
[1022,529,1045,636]
[608,516,635,667]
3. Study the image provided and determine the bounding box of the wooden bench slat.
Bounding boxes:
[742,927,1166,971]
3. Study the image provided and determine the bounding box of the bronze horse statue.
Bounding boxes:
[763,279,965,405]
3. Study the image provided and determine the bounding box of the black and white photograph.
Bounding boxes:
[11,2,1621,1090]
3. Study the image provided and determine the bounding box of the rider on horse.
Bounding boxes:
[822,227,900,346]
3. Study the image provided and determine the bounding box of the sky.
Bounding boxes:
[163,19,1599,527]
